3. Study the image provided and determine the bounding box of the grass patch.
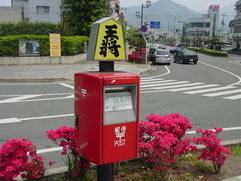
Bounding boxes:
[229,145,241,156]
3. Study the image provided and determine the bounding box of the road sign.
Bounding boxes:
[141,25,148,32]
[150,21,161,29]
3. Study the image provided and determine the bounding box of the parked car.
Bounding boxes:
[155,49,171,65]
[169,47,187,54]
[173,50,198,64]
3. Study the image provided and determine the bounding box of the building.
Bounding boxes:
[0,6,22,23]
[184,5,220,43]
[10,0,120,24]
[12,0,62,23]
[229,0,241,49]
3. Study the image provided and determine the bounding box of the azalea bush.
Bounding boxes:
[194,127,232,173]
[47,126,91,180]
[139,113,197,178]
[0,138,45,181]
[139,113,232,178]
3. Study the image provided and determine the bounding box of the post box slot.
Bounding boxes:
[104,85,136,125]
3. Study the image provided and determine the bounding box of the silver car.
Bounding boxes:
[156,49,171,65]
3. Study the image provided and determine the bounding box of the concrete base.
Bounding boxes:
[0,53,87,65]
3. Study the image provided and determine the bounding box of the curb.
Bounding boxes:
[0,78,70,83]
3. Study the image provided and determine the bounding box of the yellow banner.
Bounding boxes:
[50,34,61,57]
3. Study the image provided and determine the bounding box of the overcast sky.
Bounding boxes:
[0,0,237,11]
[120,0,237,11]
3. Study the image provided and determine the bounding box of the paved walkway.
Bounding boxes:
[0,60,151,82]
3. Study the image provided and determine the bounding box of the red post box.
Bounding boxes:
[74,72,140,165]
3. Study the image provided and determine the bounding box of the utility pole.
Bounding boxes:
[21,4,24,20]
[173,16,176,42]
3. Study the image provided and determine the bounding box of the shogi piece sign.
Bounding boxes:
[49,34,61,57]
[74,72,140,165]
[87,17,126,61]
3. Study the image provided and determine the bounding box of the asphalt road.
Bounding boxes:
[140,52,241,140]
[0,52,240,170]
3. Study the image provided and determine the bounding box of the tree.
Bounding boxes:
[62,0,110,36]
[125,26,146,50]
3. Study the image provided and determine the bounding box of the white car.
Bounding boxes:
[155,49,171,65]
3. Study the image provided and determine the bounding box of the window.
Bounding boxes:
[234,25,241,33]
[37,6,49,14]
[191,23,204,28]
[205,23,210,27]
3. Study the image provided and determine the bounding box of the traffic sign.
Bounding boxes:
[150,21,161,29]
[141,25,148,32]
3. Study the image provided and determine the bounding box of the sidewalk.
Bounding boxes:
[0,60,151,82]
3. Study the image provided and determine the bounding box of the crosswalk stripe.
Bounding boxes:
[141,78,164,82]
[141,80,175,85]
[142,82,204,91]
[140,78,241,100]
[168,84,219,92]
[141,81,190,88]
[223,94,241,100]
[184,86,235,94]
[203,89,241,97]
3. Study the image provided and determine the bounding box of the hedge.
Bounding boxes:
[0,35,89,56]
[0,21,61,36]
[187,47,228,57]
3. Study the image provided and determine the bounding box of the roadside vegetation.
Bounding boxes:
[1,113,240,181]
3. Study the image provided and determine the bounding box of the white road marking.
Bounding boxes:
[64,95,74,98]
[223,94,241,100]
[141,80,175,85]
[185,86,236,94]
[0,95,41,103]
[187,127,241,134]
[140,78,241,100]
[59,83,74,89]
[141,65,170,79]
[203,89,241,97]
[141,81,190,88]
[0,114,74,124]
[0,118,21,124]
[0,93,73,104]
[37,147,62,154]
[141,78,164,82]
[20,114,74,121]
[142,83,204,91]
[168,84,219,92]
[199,61,241,86]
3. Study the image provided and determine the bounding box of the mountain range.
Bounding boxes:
[123,0,235,32]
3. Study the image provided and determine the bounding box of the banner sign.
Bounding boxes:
[50,34,61,57]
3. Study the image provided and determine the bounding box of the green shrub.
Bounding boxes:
[0,36,19,56]
[61,36,89,56]
[0,21,61,36]
[0,35,89,56]
[187,47,228,57]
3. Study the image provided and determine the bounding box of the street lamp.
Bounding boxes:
[136,1,151,28]
[178,21,185,42]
